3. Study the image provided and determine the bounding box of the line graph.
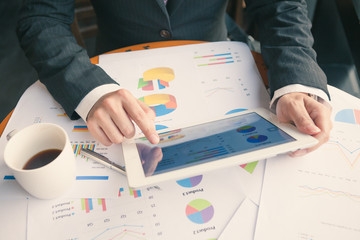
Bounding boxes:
[91,225,146,240]
[298,185,360,202]
[204,87,234,97]
[326,141,360,168]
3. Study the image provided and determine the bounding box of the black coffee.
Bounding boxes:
[23,149,62,170]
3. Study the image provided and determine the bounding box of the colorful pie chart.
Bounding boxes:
[186,199,214,224]
[138,67,175,91]
[139,94,177,117]
[176,175,203,188]
[335,109,360,125]
[247,135,268,143]
[237,125,256,133]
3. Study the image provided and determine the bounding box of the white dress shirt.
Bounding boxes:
[75,83,330,122]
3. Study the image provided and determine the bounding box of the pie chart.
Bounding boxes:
[335,109,360,125]
[247,135,268,143]
[176,175,203,188]
[139,94,177,117]
[185,199,214,224]
[237,125,256,133]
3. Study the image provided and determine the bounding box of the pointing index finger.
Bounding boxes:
[123,95,159,144]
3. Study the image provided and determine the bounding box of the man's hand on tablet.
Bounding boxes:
[276,92,332,157]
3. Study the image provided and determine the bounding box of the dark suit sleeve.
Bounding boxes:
[245,0,329,99]
[17,0,118,119]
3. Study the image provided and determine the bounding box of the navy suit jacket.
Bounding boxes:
[17,0,329,119]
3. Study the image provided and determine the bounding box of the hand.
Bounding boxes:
[86,89,160,146]
[276,92,332,157]
[137,143,163,176]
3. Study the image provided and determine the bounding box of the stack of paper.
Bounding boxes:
[0,41,268,240]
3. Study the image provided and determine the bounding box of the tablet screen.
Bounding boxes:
[135,112,295,176]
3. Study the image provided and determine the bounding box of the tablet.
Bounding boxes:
[122,108,318,187]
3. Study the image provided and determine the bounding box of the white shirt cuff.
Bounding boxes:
[269,84,330,110]
[75,84,122,121]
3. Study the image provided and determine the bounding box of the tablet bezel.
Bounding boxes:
[122,108,318,187]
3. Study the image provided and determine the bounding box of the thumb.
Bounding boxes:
[292,112,321,135]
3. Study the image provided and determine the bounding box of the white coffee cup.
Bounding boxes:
[4,123,76,199]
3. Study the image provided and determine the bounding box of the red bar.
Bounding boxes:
[201,55,215,58]
[85,199,90,213]
[101,199,106,211]
[355,109,360,124]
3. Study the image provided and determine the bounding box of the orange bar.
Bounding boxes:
[0,110,14,137]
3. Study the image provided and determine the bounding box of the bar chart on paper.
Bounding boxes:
[72,142,96,157]
[81,198,107,213]
[28,194,155,239]
[193,51,237,67]
[72,125,89,132]
[26,167,246,240]
[0,42,269,239]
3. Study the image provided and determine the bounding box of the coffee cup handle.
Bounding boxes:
[6,129,19,141]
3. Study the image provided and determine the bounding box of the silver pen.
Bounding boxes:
[80,148,127,176]
[80,148,161,190]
